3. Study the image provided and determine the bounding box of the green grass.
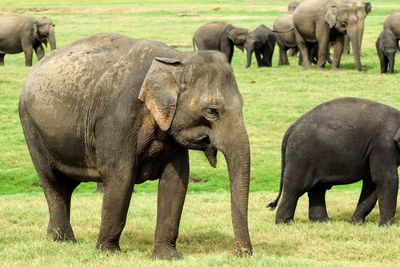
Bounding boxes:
[1,192,400,266]
[1,1,400,265]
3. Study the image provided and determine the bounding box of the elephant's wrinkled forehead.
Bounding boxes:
[182,51,242,108]
[183,51,234,80]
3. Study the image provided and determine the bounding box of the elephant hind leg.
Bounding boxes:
[43,171,80,242]
[0,53,5,66]
[20,116,79,242]
[275,189,302,224]
[308,186,329,222]
[350,177,377,224]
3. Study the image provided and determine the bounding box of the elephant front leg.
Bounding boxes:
[255,50,263,67]
[23,47,33,67]
[350,178,377,224]
[96,163,135,252]
[152,149,189,260]
[331,36,345,70]
[0,53,5,66]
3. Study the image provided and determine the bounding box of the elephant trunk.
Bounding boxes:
[357,19,365,55]
[49,27,56,50]
[347,25,362,71]
[245,46,253,68]
[211,112,252,255]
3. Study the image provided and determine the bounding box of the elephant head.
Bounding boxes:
[228,27,248,51]
[288,1,300,12]
[34,17,56,50]
[244,32,261,68]
[325,1,370,71]
[138,51,252,255]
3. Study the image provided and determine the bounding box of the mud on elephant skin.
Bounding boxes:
[268,98,400,226]
[193,22,248,64]
[0,15,56,66]
[244,25,276,68]
[19,33,252,260]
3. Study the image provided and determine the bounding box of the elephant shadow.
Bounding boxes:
[120,229,234,255]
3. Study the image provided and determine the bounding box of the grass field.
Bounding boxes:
[1,0,400,266]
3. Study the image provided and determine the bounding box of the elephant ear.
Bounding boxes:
[364,2,372,15]
[138,57,182,131]
[32,21,39,40]
[394,128,400,148]
[228,28,248,45]
[325,6,337,29]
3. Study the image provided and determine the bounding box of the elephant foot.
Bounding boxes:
[349,216,365,225]
[379,217,397,227]
[151,246,182,260]
[48,228,76,243]
[236,246,253,257]
[275,217,294,224]
[96,241,121,253]
[309,216,329,223]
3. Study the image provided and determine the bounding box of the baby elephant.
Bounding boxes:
[268,98,400,226]
[376,29,397,74]
[244,25,276,68]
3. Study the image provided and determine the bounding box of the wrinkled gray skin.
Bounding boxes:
[384,12,400,50]
[376,30,397,74]
[0,15,56,66]
[268,98,399,226]
[244,25,276,68]
[293,0,371,71]
[193,22,248,64]
[19,33,252,259]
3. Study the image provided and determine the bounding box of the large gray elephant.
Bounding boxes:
[268,98,399,226]
[273,2,299,65]
[193,22,248,63]
[19,33,252,259]
[0,15,56,66]
[384,12,400,50]
[293,0,371,71]
[244,25,276,68]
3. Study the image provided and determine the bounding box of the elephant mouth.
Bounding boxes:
[188,135,210,150]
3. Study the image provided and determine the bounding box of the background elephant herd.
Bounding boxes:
[2,0,400,262]
[193,0,399,73]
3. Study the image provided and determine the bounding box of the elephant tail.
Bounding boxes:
[267,124,293,210]
[192,36,196,51]
[272,28,295,34]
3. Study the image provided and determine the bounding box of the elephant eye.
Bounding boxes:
[202,107,220,121]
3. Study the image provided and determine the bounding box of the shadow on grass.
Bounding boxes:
[120,229,235,255]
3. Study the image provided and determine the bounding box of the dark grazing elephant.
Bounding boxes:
[268,98,399,226]
[376,30,397,74]
[0,15,56,66]
[244,25,276,68]
[293,0,371,71]
[193,22,248,64]
[19,33,252,259]
[384,12,400,50]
